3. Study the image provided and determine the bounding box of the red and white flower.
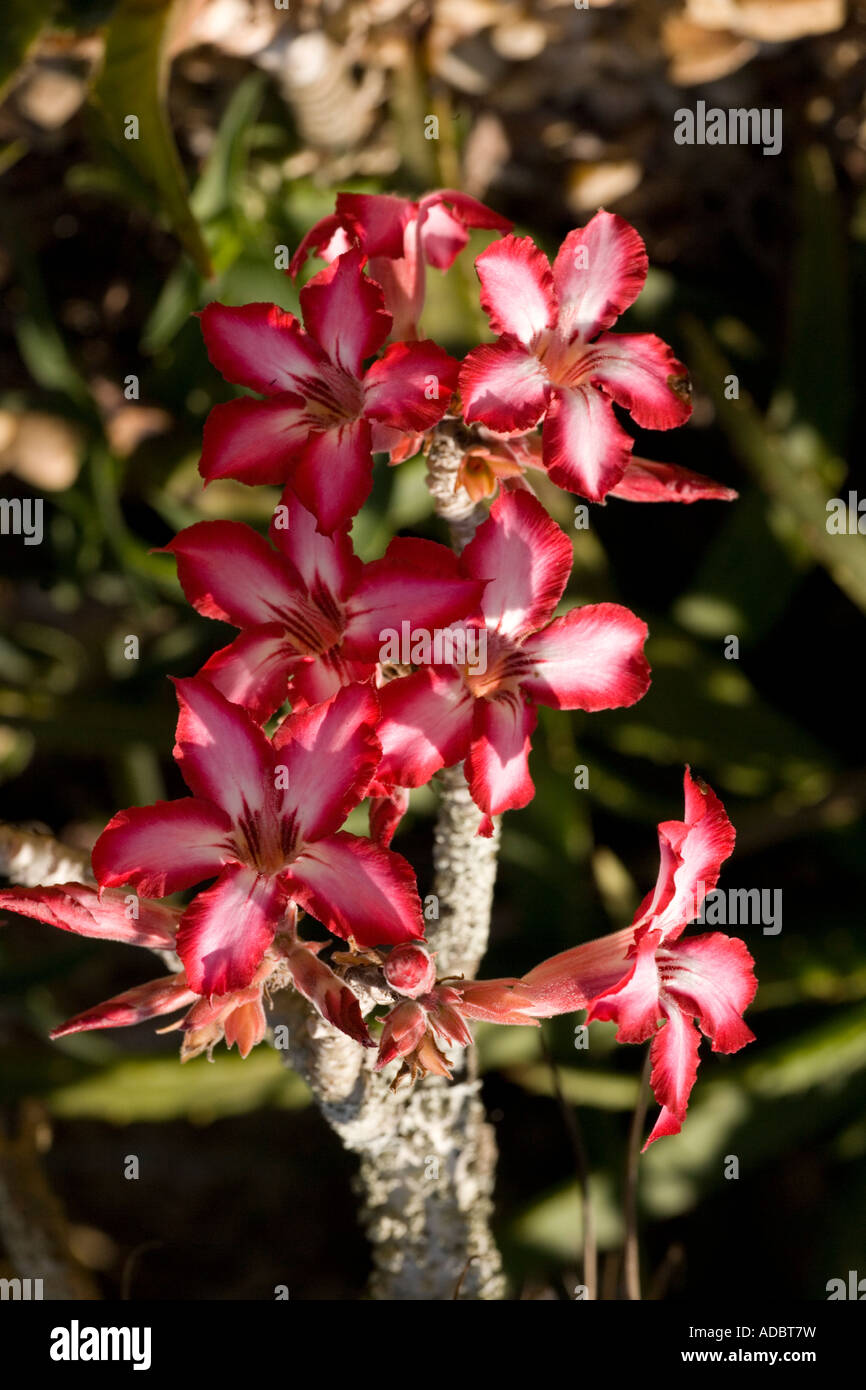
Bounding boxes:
[375,489,651,833]
[459,211,692,502]
[198,248,458,531]
[289,189,512,340]
[164,489,484,722]
[91,678,424,996]
[515,768,756,1147]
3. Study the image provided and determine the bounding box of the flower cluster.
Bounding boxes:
[0,194,752,1148]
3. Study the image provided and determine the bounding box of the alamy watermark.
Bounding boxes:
[0,497,43,545]
[692,881,782,936]
[379,622,487,674]
[674,101,782,157]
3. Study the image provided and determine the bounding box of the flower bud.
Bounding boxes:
[375,1001,427,1069]
[383,942,436,998]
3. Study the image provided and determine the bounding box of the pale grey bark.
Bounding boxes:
[0,822,93,887]
[277,420,508,1300]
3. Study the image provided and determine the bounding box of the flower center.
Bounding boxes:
[302,364,364,425]
[462,629,530,698]
[535,331,593,390]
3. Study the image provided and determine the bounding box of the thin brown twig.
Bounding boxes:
[540,1024,597,1300]
[623,1044,652,1301]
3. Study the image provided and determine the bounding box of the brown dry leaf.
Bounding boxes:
[462,111,511,198]
[0,411,83,490]
[15,65,89,130]
[663,14,758,83]
[566,158,643,212]
[685,0,847,42]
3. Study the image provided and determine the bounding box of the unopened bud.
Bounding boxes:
[384,942,436,998]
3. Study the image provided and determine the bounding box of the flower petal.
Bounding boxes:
[285,943,373,1046]
[200,396,308,487]
[418,201,469,269]
[223,998,268,1058]
[368,785,410,848]
[269,488,360,603]
[643,1003,702,1148]
[164,520,305,628]
[177,864,284,995]
[461,489,572,639]
[92,798,233,897]
[342,536,484,661]
[587,929,662,1042]
[376,666,475,787]
[300,248,392,374]
[337,192,412,258]
[608,457,737,503]
[541,384,634,501]
[367,252,423,341]
[200,627,299,723]
[284,832,424,947]
[520,603,650,710]
[363,340,458,430]
[662,932,756,1053]
[289,651,374,710]
[291,419,374,534]
[199,302,324,394]
[456,978,540,1026]
[635,768,736,942]
[172,676,276,828]
[465,692,537,823]
[552,211,648,344]
[459,341,551,433]
[474,234,557,349]
[375,1000,427,1069]
[587,332,692,430]
[288,213,354,278]
[421,189,512,252]
[0,883,179,949]
[271,684,382,845]
[518,926,638,1016]
[51,975,197,1039]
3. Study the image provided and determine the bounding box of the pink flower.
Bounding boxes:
[375,489,651,833]
[198,248,459,531]
[459,211,692,502]
[91,679,424,996]
[164,489,484,722]
[0,883,372,1054]
[289,189,512,339]
[516,768,756,1147]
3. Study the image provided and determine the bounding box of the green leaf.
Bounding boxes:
[685,319,866,614]
[46,1048,311,1123]
[511,1173,624,1257]
[90,0,212,277]
[503,1062,640,1111]
[191,71,267,224]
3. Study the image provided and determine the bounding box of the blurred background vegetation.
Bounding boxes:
[1,0,865,1300]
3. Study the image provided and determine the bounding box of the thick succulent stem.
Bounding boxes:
[277,420,506,1299]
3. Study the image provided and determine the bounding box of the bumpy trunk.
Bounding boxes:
[278,420,508,1300]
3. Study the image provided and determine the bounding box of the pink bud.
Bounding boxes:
[375,1001,427,1069]
[384,942,436,998]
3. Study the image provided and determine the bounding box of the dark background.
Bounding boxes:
[1,0,865,1299]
